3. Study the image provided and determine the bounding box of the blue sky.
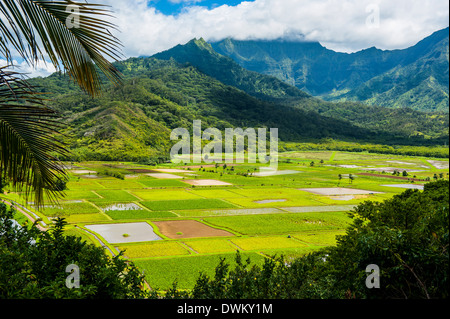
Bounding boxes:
[150,0,253,15]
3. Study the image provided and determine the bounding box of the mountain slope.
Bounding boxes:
[331,31,449,111]
[153,38,309,100]
[211,28,449,112]
[149,38,448,140]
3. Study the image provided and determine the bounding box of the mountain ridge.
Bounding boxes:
[26,37,449,161]
[210,27,449,112]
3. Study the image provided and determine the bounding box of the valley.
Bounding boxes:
[3,151,448,291]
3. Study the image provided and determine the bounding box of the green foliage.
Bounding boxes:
[29,47,448,162]
[0,203,149,298]
[141,199,236,211]
[148,180,448,299]
[212,28,449,113]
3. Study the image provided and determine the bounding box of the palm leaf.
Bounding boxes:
[0,67,69,207]
[0,0,123,97]
[0,1,124,206]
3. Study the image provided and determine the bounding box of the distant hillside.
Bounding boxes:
[150,38,448,140]
[28,38,449,162]
[36,58,388,160]
[211,28,449,112]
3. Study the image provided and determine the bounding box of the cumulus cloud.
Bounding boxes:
[0,59,56,79]
[98,0,448,57]
[3,0,448,77]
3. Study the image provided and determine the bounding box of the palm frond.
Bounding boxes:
[0,0,123,97]
[0,66,69,207]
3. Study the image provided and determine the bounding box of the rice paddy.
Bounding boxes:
[4,150,448,291]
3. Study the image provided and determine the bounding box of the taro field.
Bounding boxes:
[2,151,448,291]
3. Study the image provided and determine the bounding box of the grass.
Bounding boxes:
[190,189,246,199]
[176,207,284,218]
[260,247,322,260]
[130,190,202,201]
[95,180,146,189]
[204,212,352,236]
[93,190,140,202]
[106,210,177,220]
[292,230,346,246]
[58,190,101,200]
[8,151,445,293]
[39,202,100,216]
[138,179,190,188]
[230,236,307,251]
[141,199,237,211]
[63,213,110,223]
[134,252,267,290]
[183,238,238,254]
[117,241,191,258]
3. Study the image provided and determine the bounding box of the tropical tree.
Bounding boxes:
[0,0,123,206]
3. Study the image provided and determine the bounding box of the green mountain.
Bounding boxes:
[153,38,309,100]
[211,28,449,112]
[150,38,448,139]
[28,42,448,161]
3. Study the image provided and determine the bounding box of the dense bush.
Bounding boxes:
[0,205,148,299]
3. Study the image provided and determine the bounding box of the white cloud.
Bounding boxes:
[99,0,448,57]
[0,59,56,79]
[2,0,448,78]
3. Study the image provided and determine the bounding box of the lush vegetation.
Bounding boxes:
[28,45,449,162]
[149,180,449,299]
[0,206,147,298]
[1,152,448,298]
[212,28,449,112]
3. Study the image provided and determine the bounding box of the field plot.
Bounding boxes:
[427,160,449,170]
[94,190,140,202]
[299,187,382,195]
[225,195,320,208]
[183,179,233,186]
[177,207,284,217]
[9,151,445,292]
[154,169,193,173]
[64,213,110,224]
[281,205,356,213]
[56,190,101,200]
[66,180,103,190]
[293,231,346,246]
[253,169,302,177]
[141,199,236,211]
[85,222,161,244]
[106,210,177,220]
[381,184,424,190]
[70,170,97,174]
[204,212,351,236]
[135,252,266,290]
[100,203,142,211]
[98,202,176,219]
[230,236,306,251]
[145,173,183,179]
[130,189,202,201]
[39,202,100,216]
[153,220,235,239]
[138,179,189,188]
[117,241,190,258]
[96,180,146,189]
[190,189,246,199]
[183,238,238,254]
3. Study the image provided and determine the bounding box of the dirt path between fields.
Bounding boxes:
[0,198,47,231]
